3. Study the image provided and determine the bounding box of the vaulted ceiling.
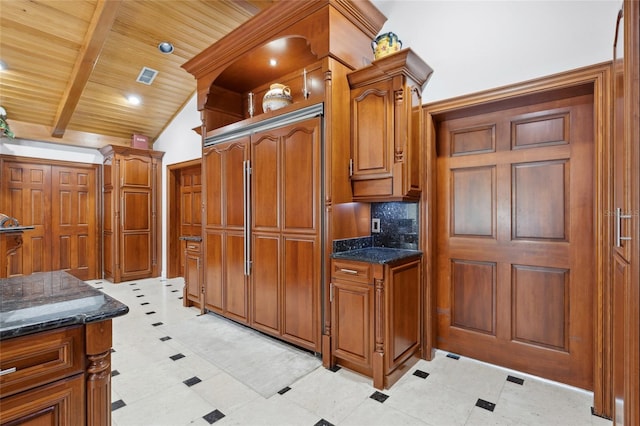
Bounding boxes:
[0,0,274,149]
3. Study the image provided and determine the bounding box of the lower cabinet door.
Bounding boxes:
[331,280,374,374]
[184,249,201,304]
[0,374,84,426]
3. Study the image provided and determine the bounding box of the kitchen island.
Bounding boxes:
[0,271,128,425]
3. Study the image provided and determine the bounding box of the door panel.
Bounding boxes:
[51,166,97,279]
[252,234,280,333]
[204,231,223,312]
[225,233,247,323]
[436,93,595,390]
[252,133,279,231]
[120,189,152,277]
[180,164,202,237]
[203,139,248,319]
[282,236,317,347]
[2,161,51,276]
[282,124,318,232]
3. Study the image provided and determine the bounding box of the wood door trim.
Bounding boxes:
[166,158,202,278]
[422,62,611,415]
[622,1,640,424]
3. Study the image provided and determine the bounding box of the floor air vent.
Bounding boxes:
[136,67,158,85]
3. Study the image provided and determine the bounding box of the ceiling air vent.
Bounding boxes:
[136,66,158,85]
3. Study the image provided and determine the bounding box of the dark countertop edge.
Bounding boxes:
[0,305,129,340]
[330,247,423,264]
[179,235,203,242]
[0,226,36,233]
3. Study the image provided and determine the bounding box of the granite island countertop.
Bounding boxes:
[0,271,129,340]
[330,247,422,264]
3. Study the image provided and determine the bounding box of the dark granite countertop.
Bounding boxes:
[179,235,203,242]
[0,271,129,340]
[331,247,422,264]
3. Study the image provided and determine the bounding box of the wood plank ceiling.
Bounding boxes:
[0,0,273,149]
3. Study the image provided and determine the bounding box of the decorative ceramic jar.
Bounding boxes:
[262,83,293,113]
[372,32,402,60]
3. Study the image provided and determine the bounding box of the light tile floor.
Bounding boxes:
[88,277,613,426]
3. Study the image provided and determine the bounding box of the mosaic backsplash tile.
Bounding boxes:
[371,202,419,250]
[332,202,419,252]
[332,236,372,253]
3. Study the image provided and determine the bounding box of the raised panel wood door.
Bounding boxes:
[1,161,51,276]
[251,130,281,335]
[119,155,153,279]
[250,117,321,350]
[51,166,97,280]
[351,80,394,179]
[179,165,202,276]
[436,93,595,390]
[202,139,248,322]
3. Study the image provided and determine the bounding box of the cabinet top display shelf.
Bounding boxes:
[183,0,386,134]
[347,48,434,91]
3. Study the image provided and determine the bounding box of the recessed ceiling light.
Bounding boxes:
[127,95,141,106]
[269,58,277,67]
[158,42,174,54]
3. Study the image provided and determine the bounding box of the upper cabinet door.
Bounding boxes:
[347,49,433,202]
[203,137,249,229]
[120,155,152,187]
[351,80,394,180]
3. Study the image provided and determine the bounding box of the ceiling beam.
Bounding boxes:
[51,0,122,138]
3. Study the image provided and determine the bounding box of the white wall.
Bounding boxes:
[153,95,202,276]
[0,138,102,164]
[372,0,621,102]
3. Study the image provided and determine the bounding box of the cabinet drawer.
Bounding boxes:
[0,326,84,398]
[332,260,371,283]
[185,241,201,253]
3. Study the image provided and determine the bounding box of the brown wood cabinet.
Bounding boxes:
[184,1,387,355]
[250,117,321,350]
[203,137,249,323]
[347,49,433,201]
[202,116,322,351]
[329,256,422,389]
[0,322,114,426]
[183,239,203,308]
[100,145,164,283]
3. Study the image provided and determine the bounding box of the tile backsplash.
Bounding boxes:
[333,202,419,252]
[371,202,418,249]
